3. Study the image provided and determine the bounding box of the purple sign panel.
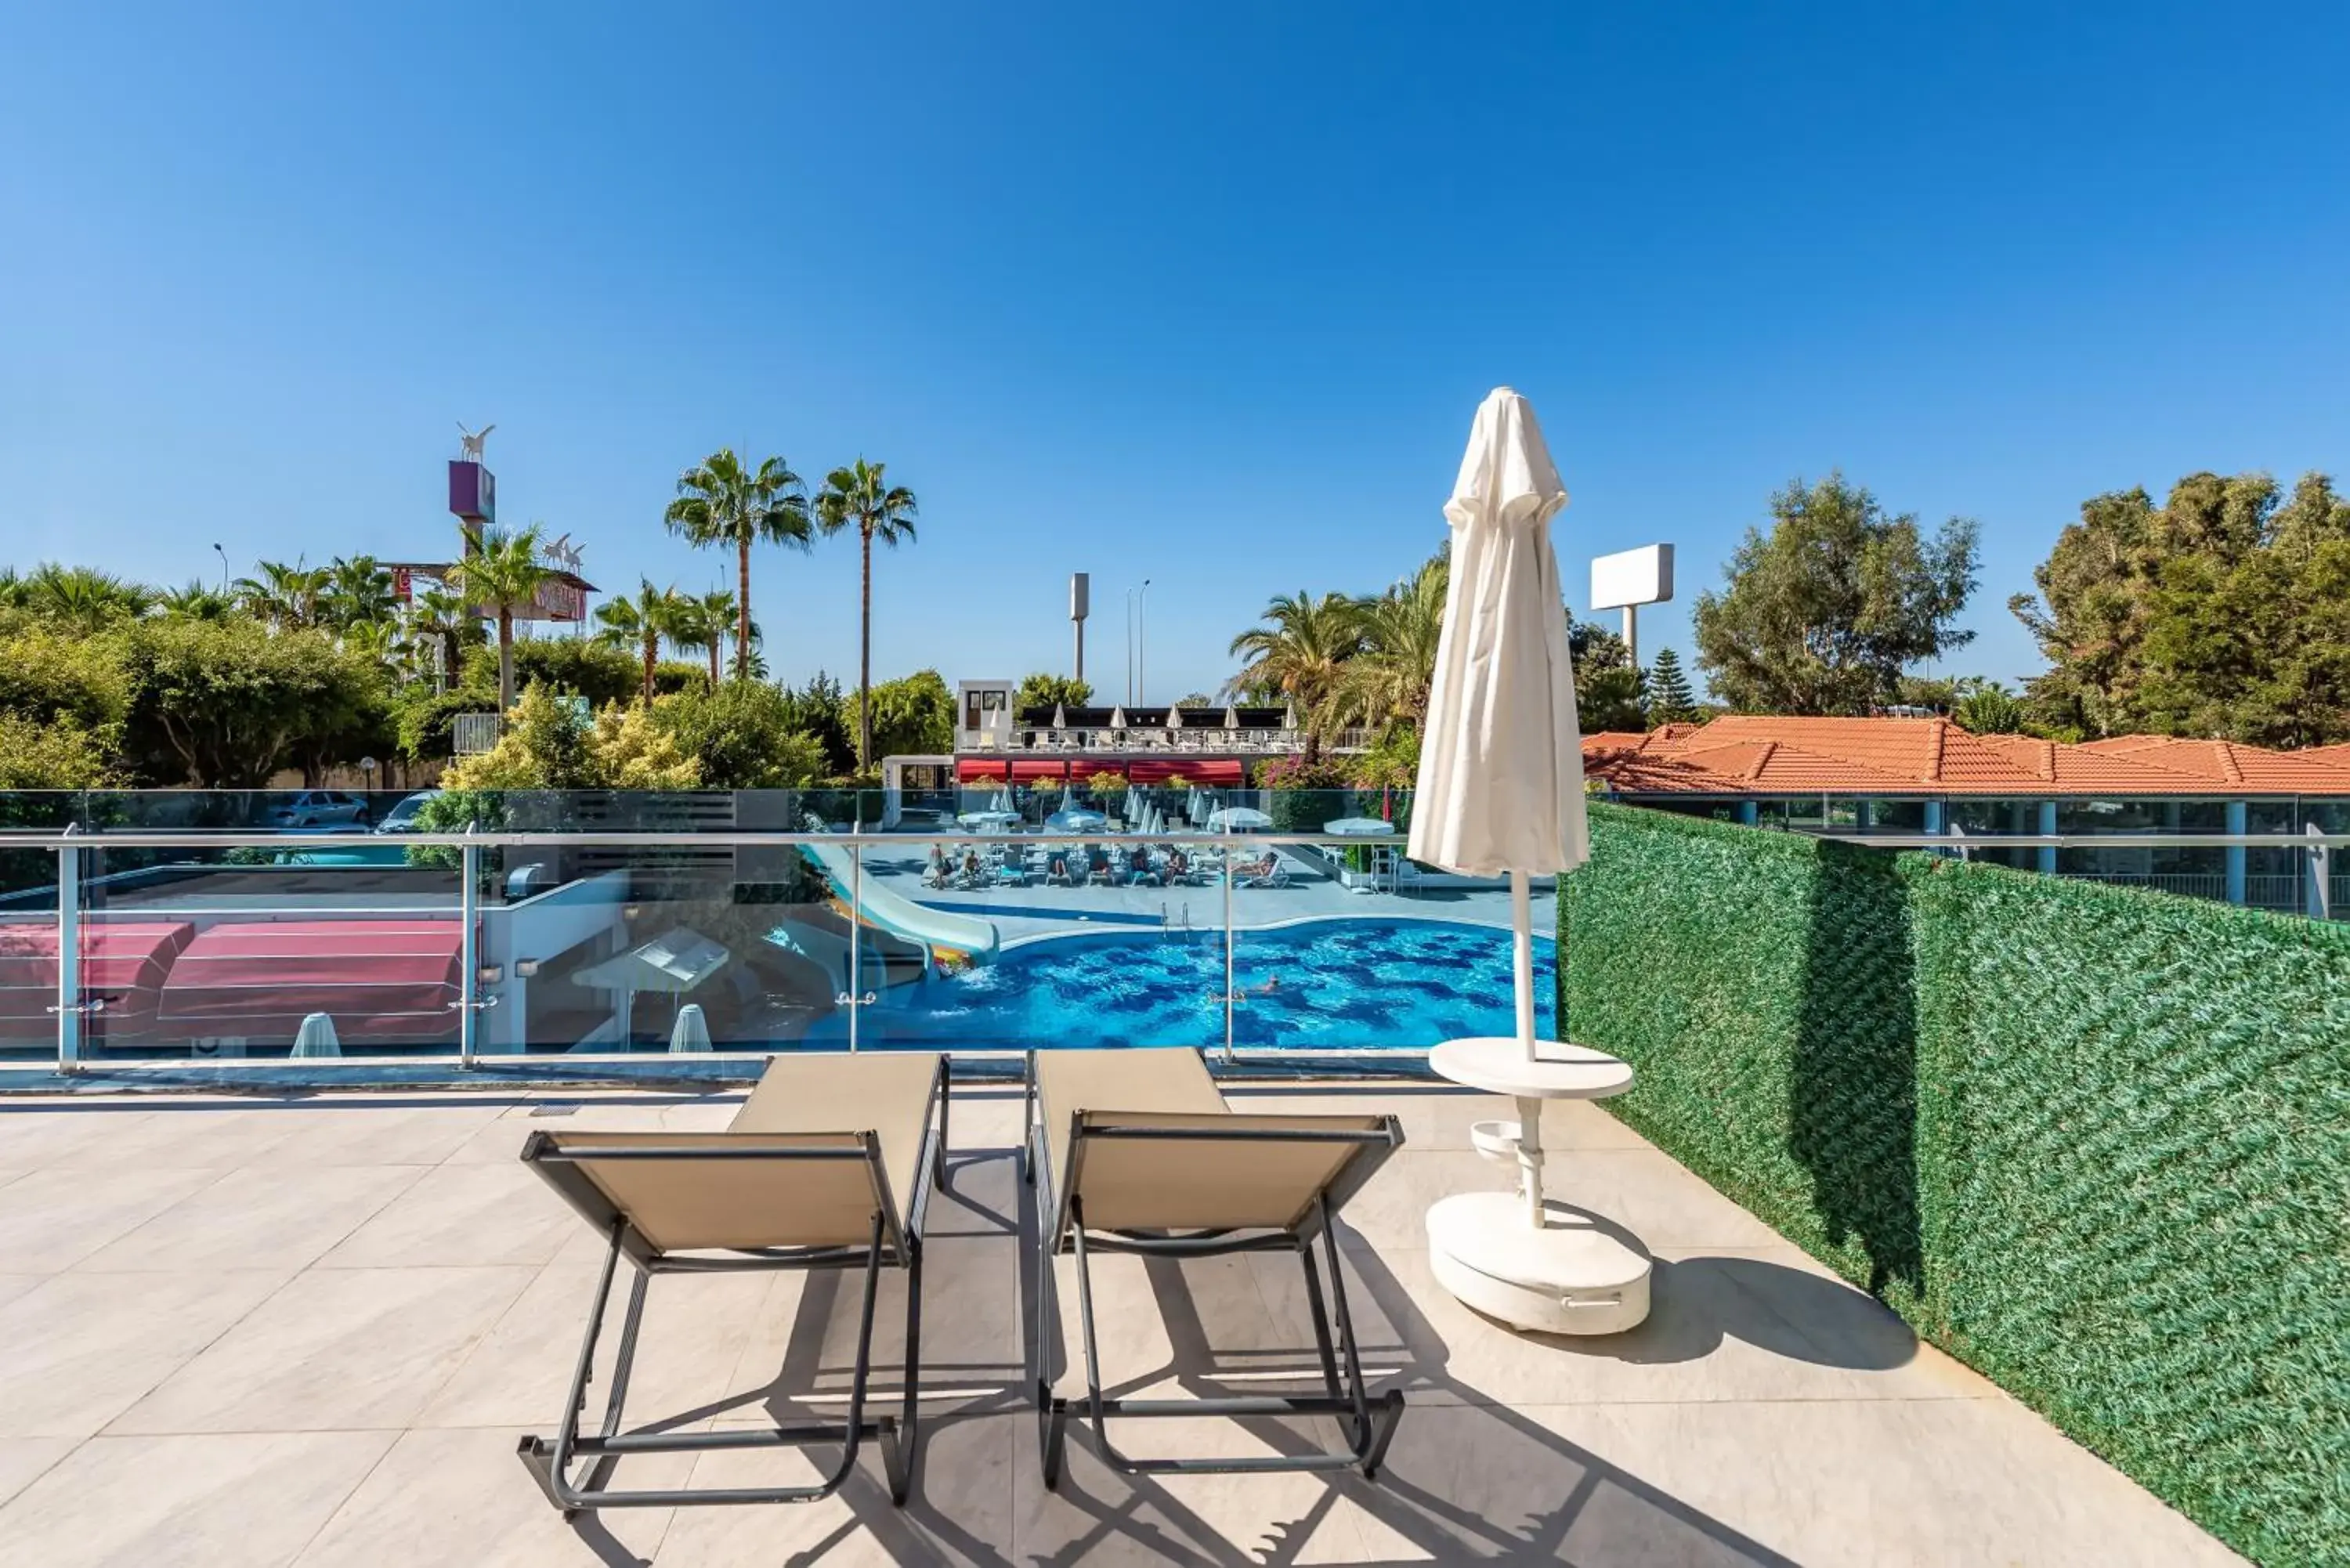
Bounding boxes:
[448,461,497,526]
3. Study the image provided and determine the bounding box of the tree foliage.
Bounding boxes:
[1645,647,1700,725]
[1569,616,1648,734]
[1014,672,1094,713]
[776,671,856,776]
[2012,471,2350,746]
[1694,473,1980,715]
[1953,684,2028,735]
[667,449,811,682]
[440,685,700,790]
[653,681,826,789]
[122,619,390,788]
[815,457,920,770]
[855,669,953,761]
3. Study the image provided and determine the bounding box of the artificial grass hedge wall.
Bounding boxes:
[1559,804,2349,1568]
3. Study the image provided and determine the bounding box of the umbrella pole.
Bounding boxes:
[1510,870,1547,1228]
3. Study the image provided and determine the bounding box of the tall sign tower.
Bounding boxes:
[450,421,497,552]
[1070,572,1090,683]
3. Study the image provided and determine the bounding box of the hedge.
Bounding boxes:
[1560,804,2349,1568]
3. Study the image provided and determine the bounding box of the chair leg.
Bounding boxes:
[883,1236,923,1505]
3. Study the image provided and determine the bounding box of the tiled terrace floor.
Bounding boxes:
[0,1082,2241,1566]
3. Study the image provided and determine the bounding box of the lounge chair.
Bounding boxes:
[1021,1047,1406,1487]
[1045,851,1074,887]
[518,1052,948,1514]
[1235,856,1289,889]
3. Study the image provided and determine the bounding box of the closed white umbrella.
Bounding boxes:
[1221,704,1240,732]
[1050,702,1068,730]
[1107,706,1127,732]
[291,1012,341,1058]
[1166,704,1184,729]
[668,1003,713,1053]
[1409,386,1585,1066]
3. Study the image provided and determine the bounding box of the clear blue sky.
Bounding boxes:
[3,2,2344,703]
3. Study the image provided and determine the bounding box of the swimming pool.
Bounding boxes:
[823,917,1557,1053]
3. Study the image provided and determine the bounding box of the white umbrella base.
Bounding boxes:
[1426,1190,1652,1335]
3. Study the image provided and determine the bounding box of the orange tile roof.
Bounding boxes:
[1579,717,2350,797]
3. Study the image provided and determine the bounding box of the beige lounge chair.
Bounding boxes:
[1023,1046,1405,1486]
[519,1052,947,1514]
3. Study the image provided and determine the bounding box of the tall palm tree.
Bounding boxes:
[664,449,811,681]
[814,458,920,771]
[234,559,331,630]
[407,587,471,688]
[323,555,396,630]
[1224,591,1365,763]
[593,580,689,702]
[669,588,740,686]
[444,524,551,711]
[1329,555,1448,730]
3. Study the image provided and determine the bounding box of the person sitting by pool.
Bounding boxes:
[959,848,984,887]
[1046,848,1072,885]
[923,844,953,888]
[1126,845,1159,886]
[1229,852,1277,881]
[1165,847,1189,883]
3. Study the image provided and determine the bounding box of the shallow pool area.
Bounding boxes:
[826,917,1558,1052]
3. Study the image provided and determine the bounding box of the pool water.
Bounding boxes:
[835,918,1557,1052]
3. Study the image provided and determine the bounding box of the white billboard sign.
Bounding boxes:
[1590,544,1675,612]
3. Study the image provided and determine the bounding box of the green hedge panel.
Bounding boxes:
[1560,803,2350,1568]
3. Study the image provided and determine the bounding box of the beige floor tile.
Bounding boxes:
[652,1414,1015,1565]
[0,1431,395,1568]
[55,1105,306,1166]
[0,1269,291,1437]
[315,1161,573,1270]
[1039,1247,1296,1406]
[77,1165,426,1274]
[1010,1405,1377,1566]
[0,1165,230,1273]
[0,1439,74,1511]
[0,1274,42,1312]
[439,1096,729,1165]
[0,1107,156,1166]
[292,1425,682,1568]
[245,1105,508,1166]
[418,1263,775,1431]
[110,1265,536,1434]
[1340,1146,1785,1253]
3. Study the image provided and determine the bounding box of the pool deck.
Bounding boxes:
[0,1080,2241,1566]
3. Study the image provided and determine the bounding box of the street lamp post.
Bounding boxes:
[1137,577,1152,706]
[212,543,230,592]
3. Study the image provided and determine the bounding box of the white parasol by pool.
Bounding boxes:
[1207,805,1271,832]
[291,1012,342,1058]
[1322,817,1393,836]
[668,1003,713,1053]
[1411,387,1649,1336]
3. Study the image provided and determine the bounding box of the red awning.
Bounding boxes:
[1010,759,1070,782]
[155,919,464,1045]
[956,758,1012,782]
[1126,758,1246,786]
[0,921,194,1038]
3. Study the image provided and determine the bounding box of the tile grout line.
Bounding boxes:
[279,1428,409,1568]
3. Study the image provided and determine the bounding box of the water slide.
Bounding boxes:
[797,840,1001,957]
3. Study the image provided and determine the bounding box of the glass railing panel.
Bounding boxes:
[0,909,60,1066]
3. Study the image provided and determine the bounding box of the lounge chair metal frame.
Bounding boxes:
[517,1058,947,1516]
[1021,1052,1405,1487]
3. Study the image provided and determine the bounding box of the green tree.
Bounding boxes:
[1953,684,2028,734]
[122,619,389,788]
[153,580,240,623]
[593,580,689,703]
[1014,672,1094,714]
[1329,554,1448,731]
[1173,692,1216,710]
[0,710,111,789]
[406,587,474,686]
[322,555,396,630]
[1224,591,1365,762]
[653,681,827,788]
[855,669,953,762]
[671,588,742,687]
[778,671,856,775]
[815,458,920,771]
[1694,473,1979,715]
[665,449,811,682]
[2013,471,2350,746]
[1644,646,1699,725]
[10,564,153,630]
[1570,616,1648,733]
[443,524,551,712]
[233,560,331,631]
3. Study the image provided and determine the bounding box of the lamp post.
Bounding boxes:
[1137,578,1152,706]
[212,543,230,592]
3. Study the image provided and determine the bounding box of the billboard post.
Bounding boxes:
[1589,544,1676,672]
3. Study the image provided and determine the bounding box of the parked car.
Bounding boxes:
[372,789,443,835]
[269,790,367,828]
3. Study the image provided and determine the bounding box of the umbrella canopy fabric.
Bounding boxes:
[1222,705,1240,730]
[1207,806,1272,831]
[1107,706,1128,730]
[1408,387,1585,880]
[1166,705,1184,729]
[291,1012,342,1058]
[1323,817,1392,836]
[1050,702,1068,729]
[1045,807,1108,833]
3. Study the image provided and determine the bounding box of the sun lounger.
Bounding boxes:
[1021,1046,1405,1487]
[1235,856,1289,888]
[518,1052,948,1514]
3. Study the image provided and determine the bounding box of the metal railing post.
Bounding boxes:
[55,829,81,1074]
[459,829,479,1068]
[1222,839,1236,1064]
[848,844,862,1052]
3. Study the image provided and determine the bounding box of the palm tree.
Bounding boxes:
[668,588,739,687]
[815,458,920,771]
[234,560,331,630]
[444,525,551,711]
[153,580,239,621]
[1328,555,1448,731]
[407,587,471,688]
[1224,591,1365,763]
[664,449,811,682]
[19,564,154,629]
[593,580,689,702]
[323,555,396,630]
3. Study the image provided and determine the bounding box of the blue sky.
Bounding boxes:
[3,2,2345,704]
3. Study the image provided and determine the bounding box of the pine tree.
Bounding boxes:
[1645,646,1699,725]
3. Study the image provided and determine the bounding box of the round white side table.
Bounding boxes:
[1425,1036,1653,1335]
